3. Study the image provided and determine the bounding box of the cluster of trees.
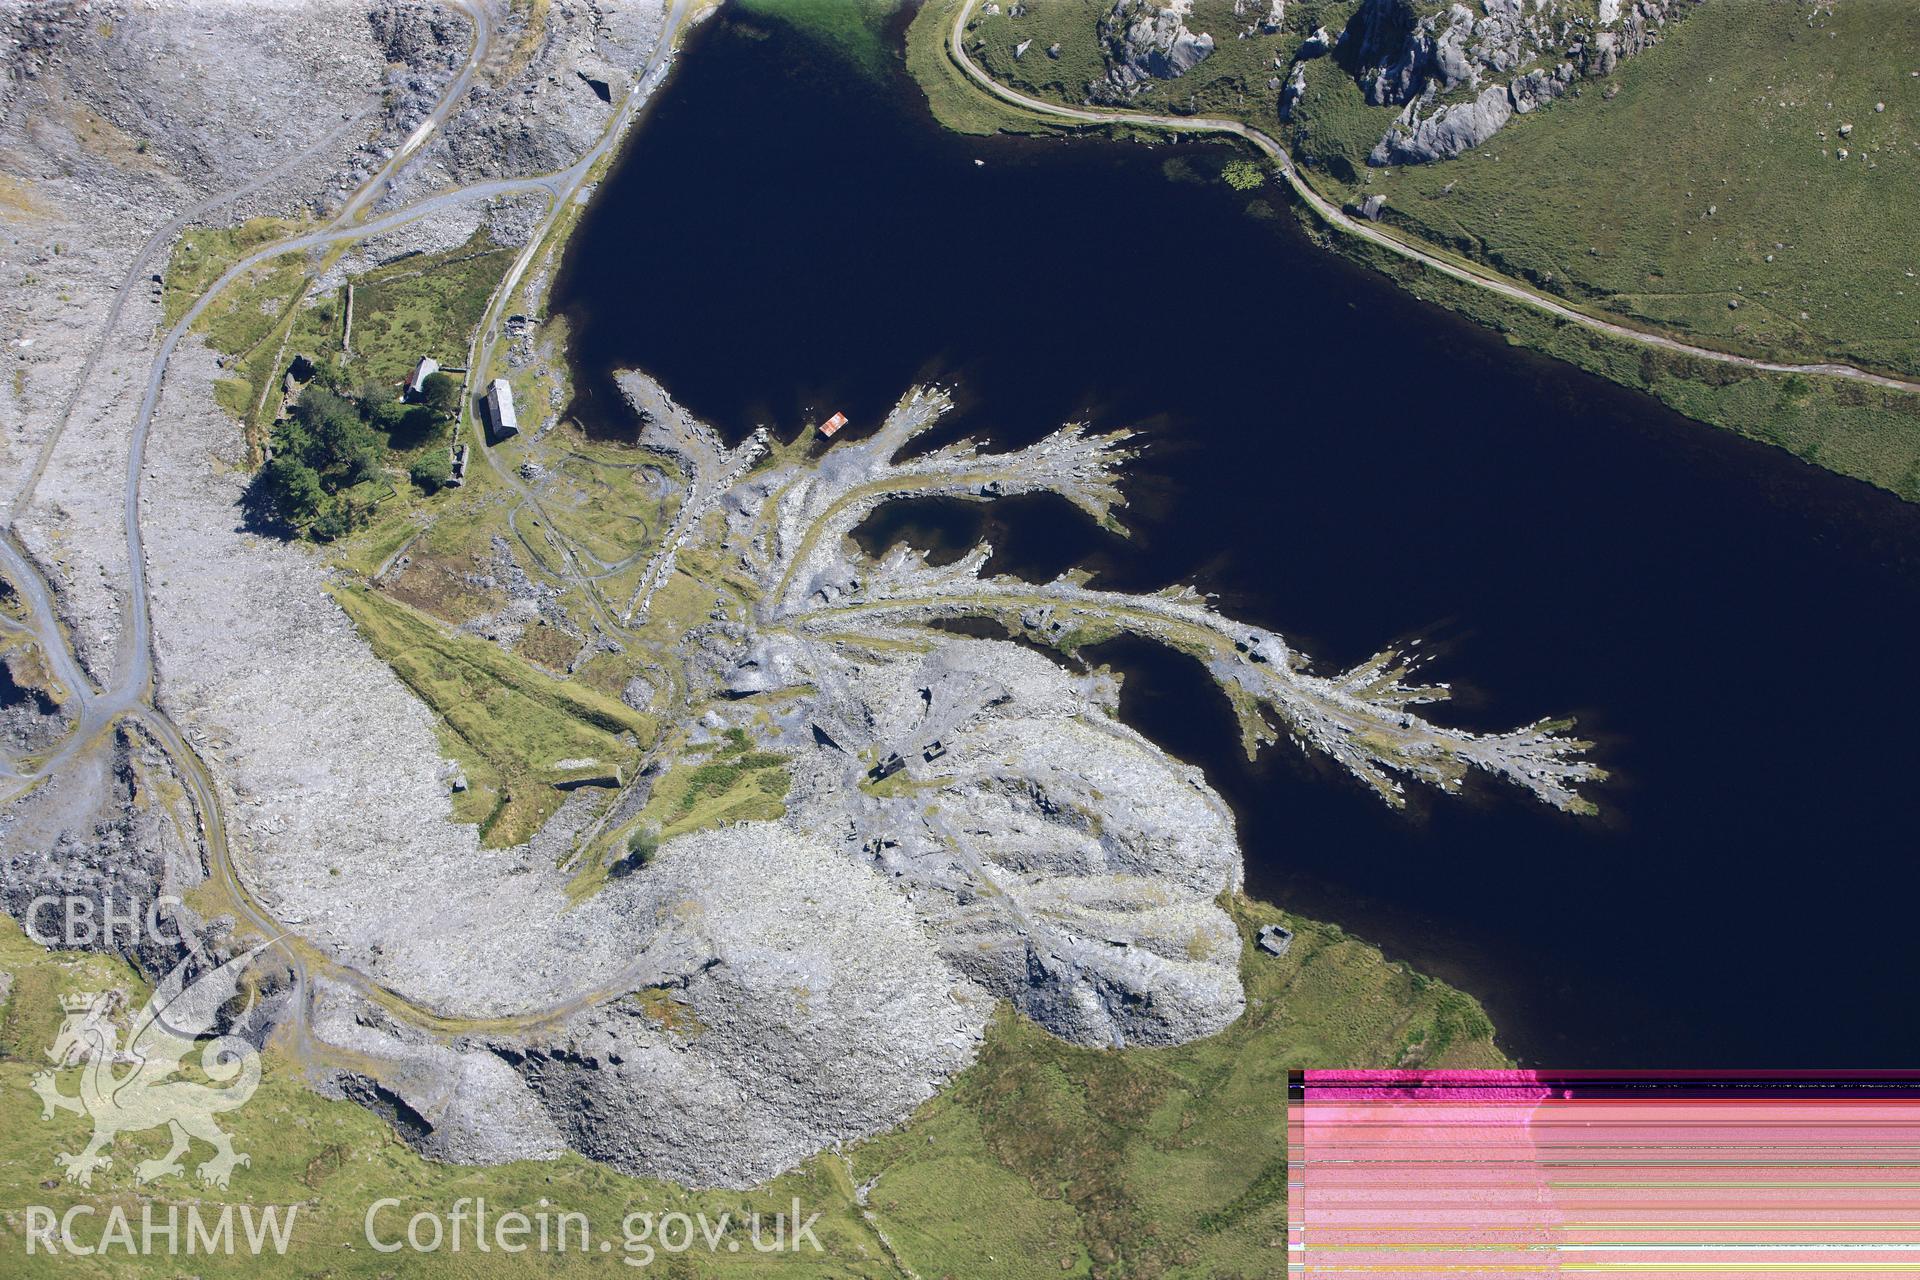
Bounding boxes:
[255,369,462,539]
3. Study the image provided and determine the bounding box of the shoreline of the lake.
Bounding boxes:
[549,6,1920,1070]
[910,0,1920,505]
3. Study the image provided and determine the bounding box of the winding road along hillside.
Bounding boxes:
[946,0,1920,398]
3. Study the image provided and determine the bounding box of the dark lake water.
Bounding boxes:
[552,9,1920,1067]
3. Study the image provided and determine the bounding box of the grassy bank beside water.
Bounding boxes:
[917,0,1920,499]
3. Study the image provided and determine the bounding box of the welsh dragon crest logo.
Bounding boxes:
[29,942,270,1188]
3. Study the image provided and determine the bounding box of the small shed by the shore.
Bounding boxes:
[486,377,519,439]
[1257,924,1294,957]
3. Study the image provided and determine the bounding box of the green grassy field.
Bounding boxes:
[161,215,312,328]
[1365,2,1920,376]
[640,726,791,839]
[166,217,327,441]
[190,253,313,436]
[540,435,673,571]
[565,722,796,901]
[349,235,516,385]
[0,895,1502,1278]
[965,0,1290,122]
[333,583,655,846]
[173,219,520,466]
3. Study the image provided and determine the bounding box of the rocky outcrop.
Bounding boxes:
[1351,0,1478,106]
[380,1,669,207]
[1090,0,1216,102]
[1508,64,1573,114]
[1580,0,1683,75]
[0,724,218,981]
[1371,82,1514,164]
[836,643,1246,1049]
[310,826,990,1188]
[1280,62,1307,121]
[1232,0,1288,38]
[1344,0,1698,164]
[366,1,462,70]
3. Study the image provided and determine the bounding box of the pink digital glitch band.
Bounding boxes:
[1290,1071,1920,1277]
